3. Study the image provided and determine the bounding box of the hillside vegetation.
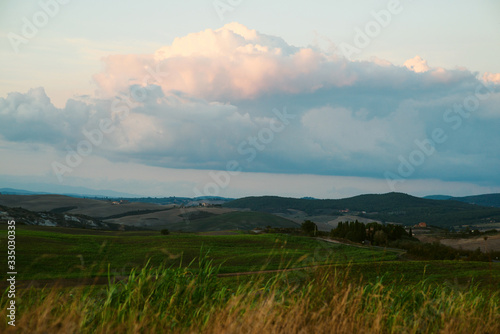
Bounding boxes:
[426,193,500,208]
[0,195,300,232]
[224,192,500,228]
[3,193,500,231]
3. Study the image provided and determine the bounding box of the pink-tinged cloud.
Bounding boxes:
[93,23,475,103]
[93,54,155,98]
[2,21,500,187]
[93,22,360,101]
[483,72,500,84]
[403,55,467,83]
[404,55,430,73]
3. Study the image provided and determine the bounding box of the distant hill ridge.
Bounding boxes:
[224,192,500,227]
[0,188,233,205]
[0,188,49,195]
[224,192,471,213]
[424,194,500,208]
[0,187,137,198]
[2,189,500,229]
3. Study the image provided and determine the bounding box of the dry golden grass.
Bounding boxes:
[2,262,499,334]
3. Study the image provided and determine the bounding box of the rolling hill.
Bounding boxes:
[425,194,500,208]
[0,204,145,231]
[4,192,500,231]
[103,207,236,230]
[0,194,170,217]
[0,194,297,232]
[224,192,500,228]
[0,186,138,198]
[165,211,300,232]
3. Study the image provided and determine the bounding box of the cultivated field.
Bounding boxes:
[0,194,169,217]
[414,229,500,252]
[1,224,499,333]
[439,234,500,252]
[0,224,401,283]
[103,207,235,230]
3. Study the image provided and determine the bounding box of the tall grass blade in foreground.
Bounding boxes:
[1,253,499,333]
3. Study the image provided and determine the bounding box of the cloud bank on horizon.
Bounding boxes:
[1,22,500,196]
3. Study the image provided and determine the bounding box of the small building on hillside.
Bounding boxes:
[251,227,265,234]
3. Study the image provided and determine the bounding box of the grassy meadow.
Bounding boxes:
[1,224,500,333]
[1,225,402,281]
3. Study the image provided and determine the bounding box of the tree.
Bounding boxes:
[160,229,170,235]
[302,220,317,236]
[373,230,388,246]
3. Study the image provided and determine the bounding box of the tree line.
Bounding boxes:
[329,220,500,262]
[330,220,410,245]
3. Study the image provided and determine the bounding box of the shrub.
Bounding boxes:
[301,220,317,235]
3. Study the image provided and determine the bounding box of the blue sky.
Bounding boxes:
[0,0,499,198]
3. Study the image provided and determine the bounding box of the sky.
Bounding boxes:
[0,0,499,199]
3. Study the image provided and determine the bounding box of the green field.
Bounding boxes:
[1,224,499,288]
[1,225,402,281]
[2,224,500,333]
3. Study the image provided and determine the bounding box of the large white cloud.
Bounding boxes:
[93,22,349,100]
[1,23,500,187]
[0,88,93,145]
[93,22,475,102]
